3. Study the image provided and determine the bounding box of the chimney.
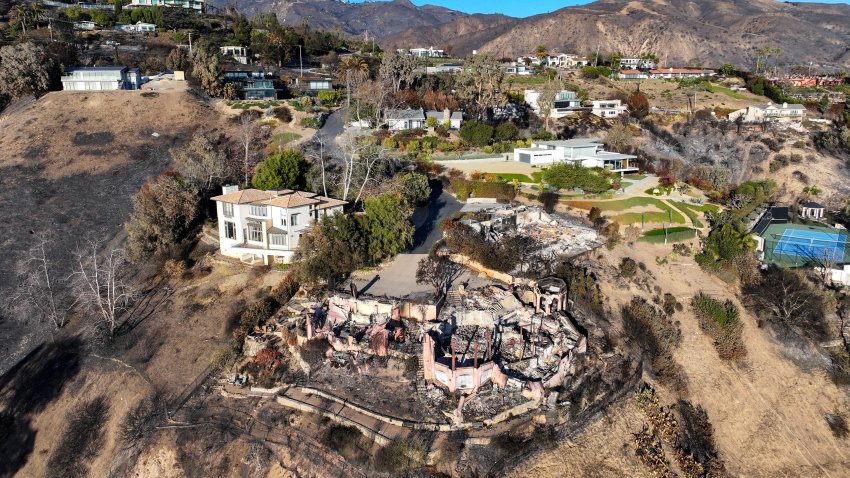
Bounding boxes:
[222,185,239,194]
[443,108,450,122]
[783,102,788,109]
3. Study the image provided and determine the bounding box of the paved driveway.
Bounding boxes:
[317,107,347,159]
[409,184,462,254]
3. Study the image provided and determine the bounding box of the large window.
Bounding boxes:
[269,234,287,246]
[249,205,267,217]
[224,221,236,240]
[247,224,262,242]
[290,213,300,226]
[222,203,234,218]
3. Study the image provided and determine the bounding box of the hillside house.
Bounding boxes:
[221,46,251,65]
[224,68,278,100]
[525,90,583,118]
[506,63,532,75]
[619,57,656,70]
[590,99,628,118]
[425,63,463,74]
[61,66,141,91]
[293,75,333,92]
[649,68,715,79]
[400,47,445,58]
[114,21,156,32]
[618,69,649,80]
[74,20,96,30]
[545,53,588,68]
[385,108,462,130]
[513,138,638,174]
[128,0,204,10]
[211,186,346,265]
[727,102,806,123]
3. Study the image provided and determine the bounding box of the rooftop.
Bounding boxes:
[211,187,347,210]
[533,139,603,148]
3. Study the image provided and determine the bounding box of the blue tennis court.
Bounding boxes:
[772,228,848,261]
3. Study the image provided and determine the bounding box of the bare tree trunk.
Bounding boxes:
[71,239,135,338]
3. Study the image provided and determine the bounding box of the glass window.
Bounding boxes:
[222,203,234,217]
[247,224,262,242]
[270,234,287,246]
[249,205,267,217]
[224,221,236,240]
[280,210,287,226]
[290,213,299,226]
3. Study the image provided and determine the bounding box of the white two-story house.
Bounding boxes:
[211,186,347,265]
[591,99,629,118]
[513,138,639,175]
[727,102,806,124]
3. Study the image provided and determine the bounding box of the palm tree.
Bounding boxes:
[336,56,369,110]
[11,5,31,38]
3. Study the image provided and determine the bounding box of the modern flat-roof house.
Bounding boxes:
[525,90,583,118]
[211,186,347,265]
[590,99,628,118]
[618,69,649,80]
[619,57,657,70]
[728,102,806,123]
[386,108,463,130]
[513,138,639,174]
[224,69,278,100]
[293,75,333,92]
[400,47,445,58]
[115,21,156,32]
[61,66,142,91]
[506,63,532,75]
[128,0,204,10]
[425,63,463,74]
[649,68,715,79]
[74,20,96,30]
[545,53,588,68]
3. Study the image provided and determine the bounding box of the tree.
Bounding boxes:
[379,50,418,94]
[455,55,506,120]
[538,191,558,213]
[0,42,57,98]
[535,45,548,62]
[627,90,650,119]
[336,56,370,109]
[537,79,562,130]
[416,254,460,297]
[743,268,830,341]
[818,94,830,115]
[604,122,633,153]
[400,172,430,207]
[252,150,305,190]
[174,129,230,191]
[359,194,414,264]
[13,238,76,331]
[494,122,518,142]
[294,213,365,287]
[126,172,200,262]
[238,112,260,186]
[71,239,135,338]
[189,45,225,97]
[719,64,736,77]
[337,132,388,205]
[166,48,190,71]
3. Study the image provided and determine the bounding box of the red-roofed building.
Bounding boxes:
[618,69,649,80]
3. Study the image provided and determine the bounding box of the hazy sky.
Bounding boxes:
[349,0,850,18]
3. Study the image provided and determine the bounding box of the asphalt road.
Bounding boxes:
[317,107,347,159]
[409,183,463,254]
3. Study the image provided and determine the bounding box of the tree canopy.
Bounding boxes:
[252,150,306,190]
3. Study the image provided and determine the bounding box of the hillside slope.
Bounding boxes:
[213,0,470,39]
[0,89,219,376]
[389,0,850,68]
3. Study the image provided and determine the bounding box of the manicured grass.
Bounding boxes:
[566,197,686,225]
[227,100,282,110]
[708,83,746,100]
[506,75,551,85]
[645,185,674,196]
[640,227,697,243]
[531,171,546,182]
[670,201,720,229]
[493,173,534,183]
[624,174,647,180]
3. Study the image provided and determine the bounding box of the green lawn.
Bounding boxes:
[708,83,745,100]
[624,174,647,180]
[640,227,697,243]
[494,173,534,183]
[566,197,686,225]
[670,201,720,229]
[506,75,551,86]
[227,100,282,110]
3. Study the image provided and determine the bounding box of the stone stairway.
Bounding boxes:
[446,290,463,306]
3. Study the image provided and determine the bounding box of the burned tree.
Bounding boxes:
[70,239,136,338]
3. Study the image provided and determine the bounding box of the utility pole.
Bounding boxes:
[297,45,303,77]
[594,44,600,67]
[188,32,193,53]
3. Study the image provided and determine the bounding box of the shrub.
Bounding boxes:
[588,207,602,222]
[374,441,426,473]
[622,297,684,388]
[47,396,111,477]
[400,172,431,207]
[300,115,323,129]
[436,141,455,152]
[619,257,639,279]
[425,116,438,128]
[382,137,398,149]
[538,191,558,213]
[272,105,292,123]
[459,121,494,147]
[317,90,341,105]
[494,122,519,141]
[692,293,746,360]
[543,163,611,193]
[483,145,494,154]
[434,125,450,137]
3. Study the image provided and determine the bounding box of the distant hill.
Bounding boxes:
[225,0,850,68]
[467,0,850,68]
[213,0,470,39]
